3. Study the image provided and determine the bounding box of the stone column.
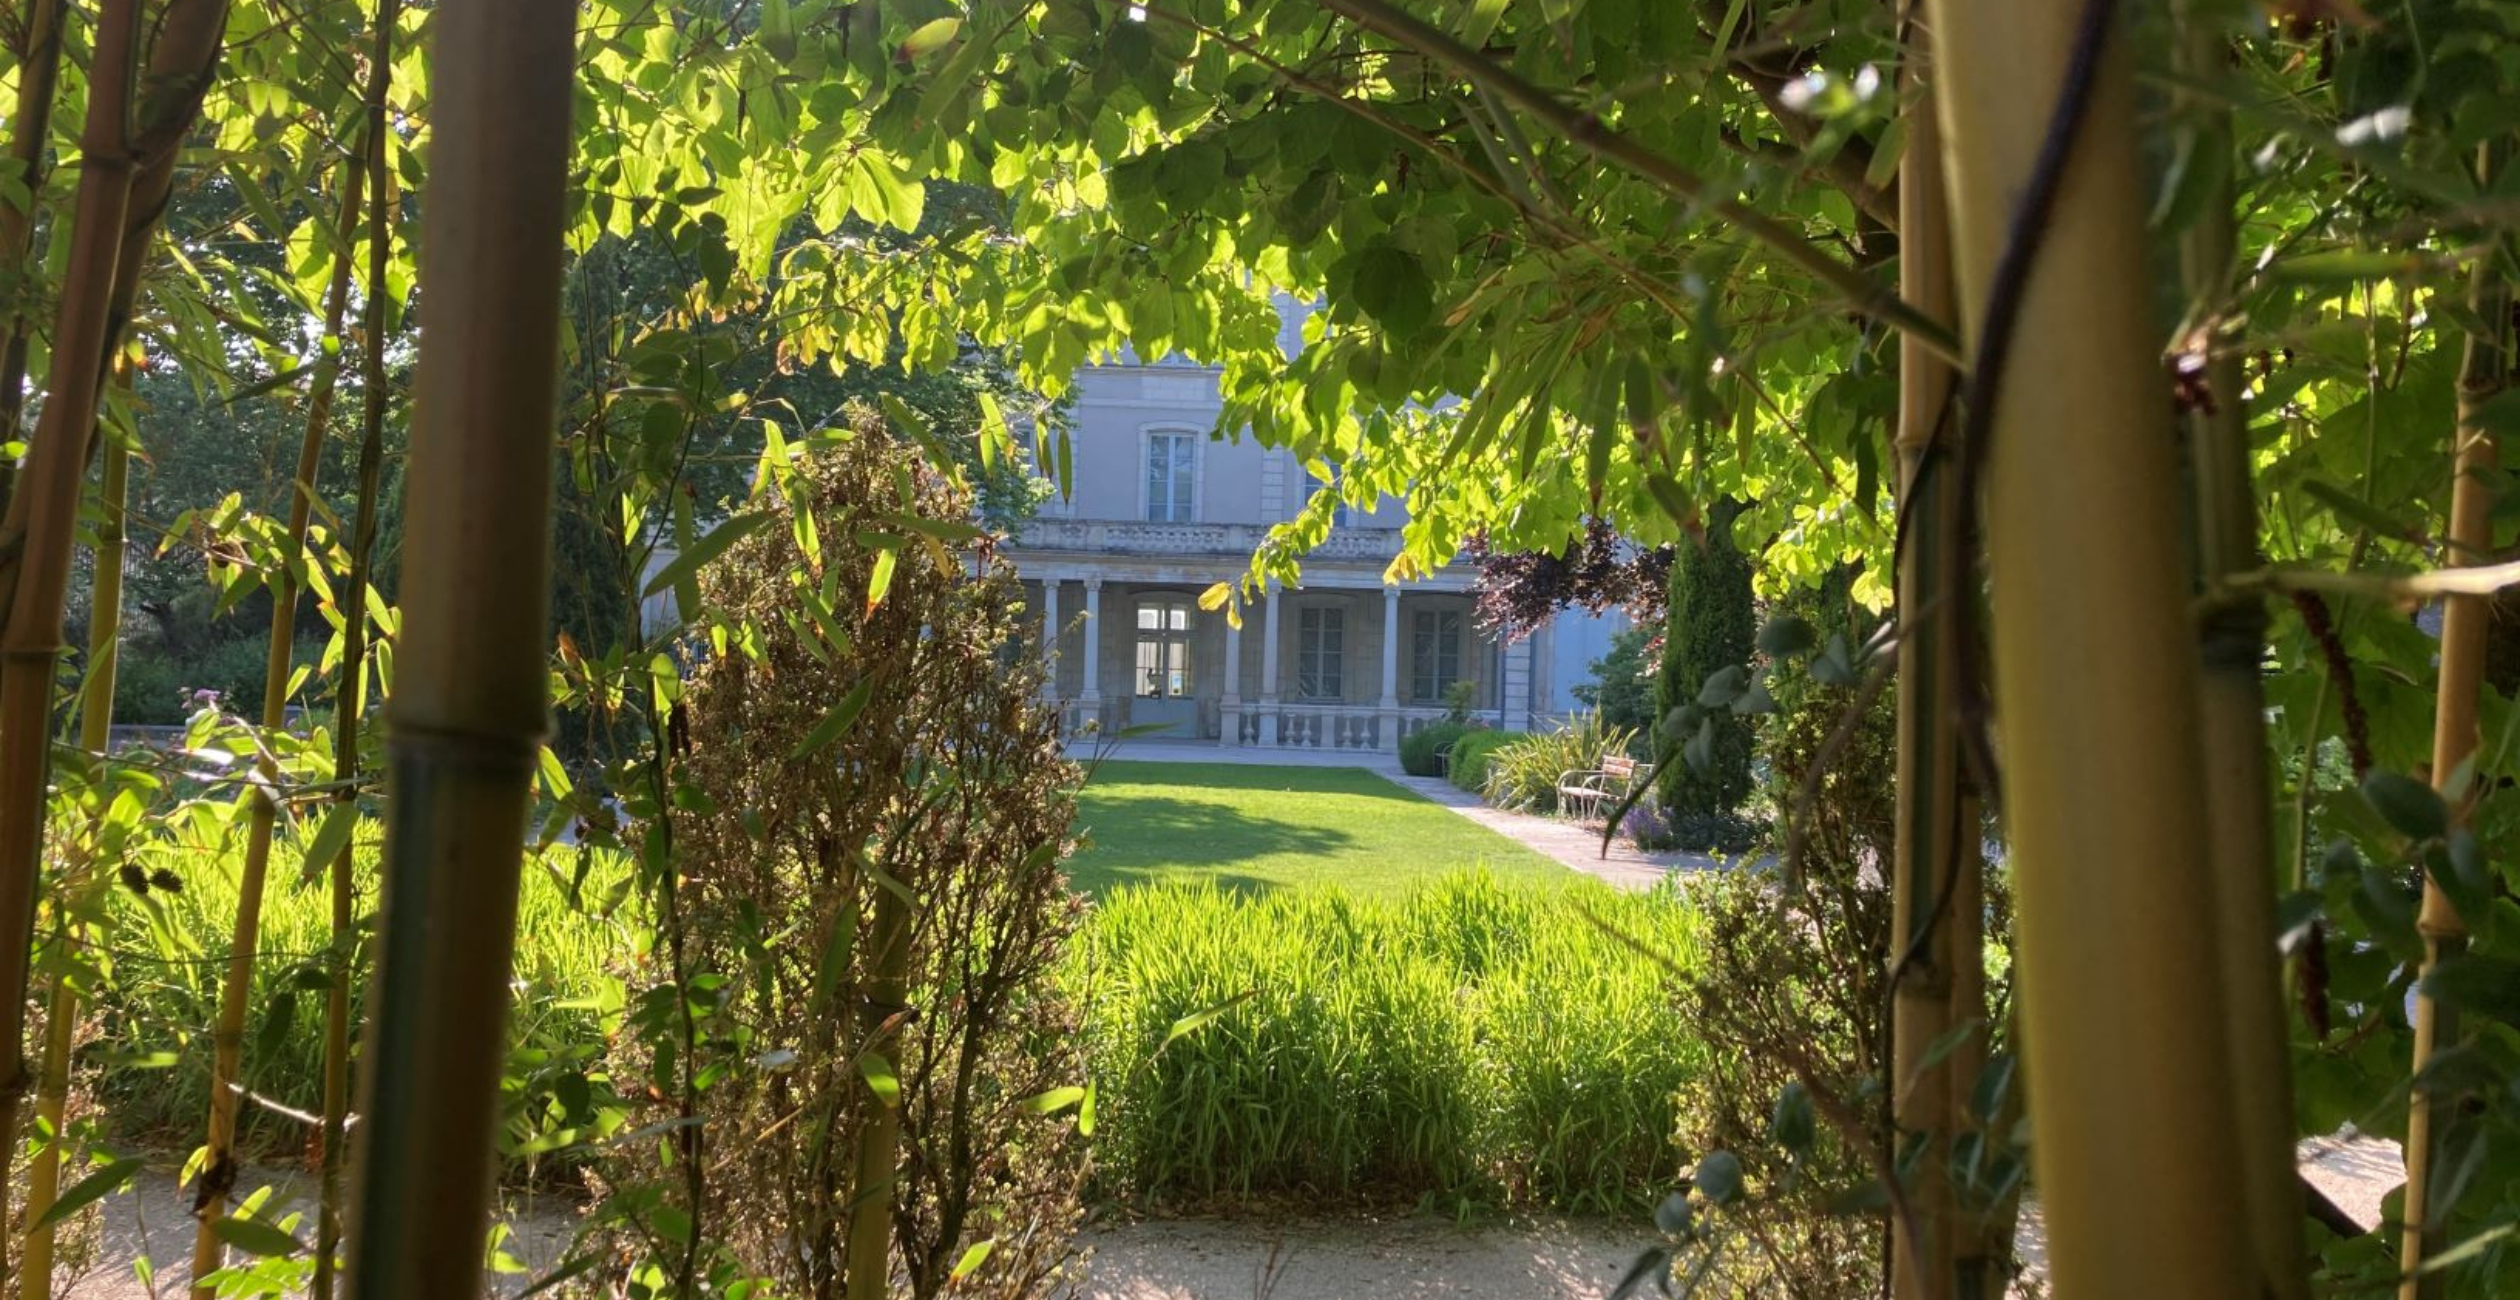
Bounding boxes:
[1220,591,1243,746]
[1080,577,1104,730]
[1503,632,1535,731]
[1378,586,1402,751]
[1037,577,1060,704]
[1258,585,1282,745]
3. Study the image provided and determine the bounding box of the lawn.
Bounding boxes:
[1064,761,1573,897]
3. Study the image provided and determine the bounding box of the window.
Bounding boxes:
[1134,598,1192,698]
[1411,609,1464,702]
[1145,432,1196,522]
[1296,606,1345,699]
[1306,465,1351,526]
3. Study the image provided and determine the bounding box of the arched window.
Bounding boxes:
[1135,596,1193,698]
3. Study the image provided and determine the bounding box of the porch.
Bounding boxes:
[1025,575,1539,752]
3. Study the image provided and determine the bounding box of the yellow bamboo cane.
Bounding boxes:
[1922,1,2260,1294]
[1888,29,1979,1300]
[0,0,143,1266]
[315,6,398,1294]
[187,89,373,1300]
[18,435,128,1300]
[2398,142,2508,1300]
[339,4,576,1297]
[0,0,67,504]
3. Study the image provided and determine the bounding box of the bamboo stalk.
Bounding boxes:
[339,4,575,1297]
[188,92,373,1300]
[1921,1,2257,1295]
[0,0,143,1267]
[18,435,128,1300]
[316,6,398,1294]
[0,0,67,510]
[2174,11,2309,1297]
[844,880,913,1300]
[2398,142,2508,1300]
[1887,31,1980,1300]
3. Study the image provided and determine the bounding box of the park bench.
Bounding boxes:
[1557,753,1647,822]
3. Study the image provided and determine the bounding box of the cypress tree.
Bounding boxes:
[1655,497,1756,817]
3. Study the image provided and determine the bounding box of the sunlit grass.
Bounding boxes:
[1065,761,1571,897]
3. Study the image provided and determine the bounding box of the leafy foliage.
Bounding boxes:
[1445,730,1528,794]
[1398,721,1471,778]
[1480,711,1637,815]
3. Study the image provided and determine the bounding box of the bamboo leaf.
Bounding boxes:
[950,1238,996,1282]
[790,677,875,760]
[1159,989,1259,1051]
[857,1052,902,1107]
[297,801,358,884]
[866,548,899,612]
[36,1156,143,1227]
[210,1214,305,1258]
[642,512,773,598]
[1018,1086,1086,1116]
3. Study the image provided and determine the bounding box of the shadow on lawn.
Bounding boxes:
[1063,794,1354,898]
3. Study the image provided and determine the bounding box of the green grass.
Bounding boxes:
[1064,870,1707,1212]
[1065,761,1571,897]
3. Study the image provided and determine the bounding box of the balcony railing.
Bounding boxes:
[1008,518,1405,564]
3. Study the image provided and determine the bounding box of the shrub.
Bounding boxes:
[1446,729,1526,792]
[1480,710,1636,814]
[1066,871,1706,1212]
[1574,624,1658,735]
[1654,498,1755,817]
[1399,721,1470,777]
[631,419,1086,1300]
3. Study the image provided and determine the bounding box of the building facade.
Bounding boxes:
[1006,351,1614,753]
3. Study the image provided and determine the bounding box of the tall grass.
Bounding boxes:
[1064,870,1707,1213]
[94,822,636,1158]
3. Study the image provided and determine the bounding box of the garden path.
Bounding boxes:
[1385,775,1728,890]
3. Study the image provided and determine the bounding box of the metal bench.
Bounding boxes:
[1557,753,1647,822]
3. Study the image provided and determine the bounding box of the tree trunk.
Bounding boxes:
[17,435,127,1300]
[1922,1,2261,1294]
[2398,141,2508,1300]
[339,3,574,1297]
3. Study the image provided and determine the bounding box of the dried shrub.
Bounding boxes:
[631,416,1087,1300]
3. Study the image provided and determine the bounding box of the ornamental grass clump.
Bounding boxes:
[1066,870,1705,1212]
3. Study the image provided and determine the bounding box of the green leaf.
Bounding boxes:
[1348,244,1435,337]
[900,16,962,57]
[857,1052,902,1107]
[1159,989,1259,1051]
[37,1156,143,1227]
[642,512,773,599]
[865,548,899,612]
[1019,1086,1087,1116]
[790,677,876,760]
[1078,1078,1097,1137]
[950,1238,997,1282]
[211,1214,305,1258]
[2362,769,2448,841]
[297,801,358,884]
[1769,1082,1815,1155]
[1694,1149,1743,1205]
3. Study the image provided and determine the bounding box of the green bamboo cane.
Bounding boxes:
[17,435,127,1300]
[340,4,576,1298]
